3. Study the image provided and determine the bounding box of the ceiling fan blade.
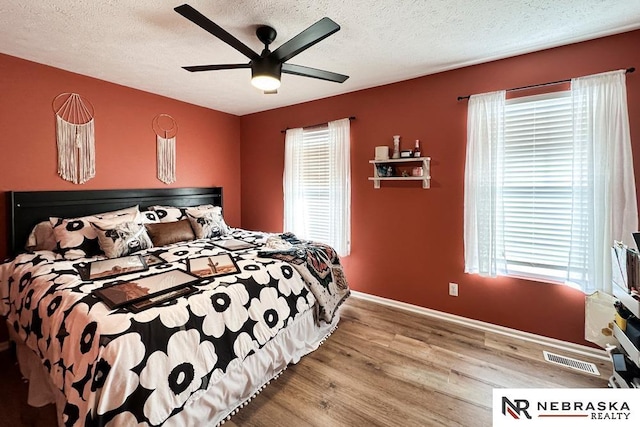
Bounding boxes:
[175,4,260,61]
[282,63,349,83]
[182,63,251,72]
[272,17,340,63]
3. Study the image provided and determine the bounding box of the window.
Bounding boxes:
[283,118,351,256]
[501,91,586,283]
[292,125,332,244]
[464,70,637,293]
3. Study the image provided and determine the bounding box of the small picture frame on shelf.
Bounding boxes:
[376,165,394,177]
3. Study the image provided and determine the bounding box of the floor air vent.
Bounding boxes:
[543,351,600,375]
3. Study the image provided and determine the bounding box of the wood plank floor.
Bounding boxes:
[0,296,610,427]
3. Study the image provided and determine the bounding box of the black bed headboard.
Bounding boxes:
[8,187,223,256]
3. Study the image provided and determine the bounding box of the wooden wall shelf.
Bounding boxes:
[368,157,431,189]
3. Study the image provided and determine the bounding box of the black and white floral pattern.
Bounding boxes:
[148,205,214,223]
[248,287,291,345]
[139,329,217,425]
[190,283,250,338]
[140,210,161,224]
[149,206,186,222]
[0,229,347,426]
[50,217,101,259]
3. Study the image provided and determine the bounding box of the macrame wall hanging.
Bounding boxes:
[53,93,96,184]
[152,114,178,184]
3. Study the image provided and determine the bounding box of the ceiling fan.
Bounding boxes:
[174,4,349,94]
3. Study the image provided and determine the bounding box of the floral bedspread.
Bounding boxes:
[0,229,348,426]
[258,232,350,323]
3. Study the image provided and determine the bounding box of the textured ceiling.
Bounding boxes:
[1,0,640,116]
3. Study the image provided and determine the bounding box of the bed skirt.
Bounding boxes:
[10,309,339,426]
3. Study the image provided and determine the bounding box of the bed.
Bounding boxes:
[0,187,349,426]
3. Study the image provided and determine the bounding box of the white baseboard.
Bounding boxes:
[350,290,609,361]
[0,341,9,353]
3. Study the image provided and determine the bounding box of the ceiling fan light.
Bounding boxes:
[251,75,281,91]
[251,59,282,91]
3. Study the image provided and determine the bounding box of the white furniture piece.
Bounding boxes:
[368,157,431,189]
[609,285,640,388]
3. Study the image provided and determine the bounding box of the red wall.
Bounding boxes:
[0,53,242,342]
[0,53,242,250]
[240,30,640,346]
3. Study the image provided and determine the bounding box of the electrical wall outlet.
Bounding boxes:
[448,282,459,297]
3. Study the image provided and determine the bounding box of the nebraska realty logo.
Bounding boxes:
[493,389,639,426]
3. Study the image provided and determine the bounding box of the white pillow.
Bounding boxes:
[138,210,161,224]
[186,206,230,239]
[91,218,153,258]
[148,204,216,223]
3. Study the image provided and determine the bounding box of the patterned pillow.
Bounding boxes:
[148,205,215,223]
[91,219,154,258]
[50,206,139,259]
[190,204,215,210]
[50,217,101,259]
[139,210,160,224]
[94,206,140,220]
[148,206,186,223]
[186,206,230,239]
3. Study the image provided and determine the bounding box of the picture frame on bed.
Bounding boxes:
[93,268,199,309]
[187,253,240,278]
[212,238,256,251]
[128,285,197,313]
[75,255,148,281]
[141,253,165,267]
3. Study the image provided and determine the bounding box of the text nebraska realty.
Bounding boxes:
[504,398,631,420]
[539,400,631,420]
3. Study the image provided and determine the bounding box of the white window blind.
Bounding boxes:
[502,91,587,282]
[298,125,332,243]
[283,118,351,256]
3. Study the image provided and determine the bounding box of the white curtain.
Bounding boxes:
[569,70,637,294]
[283,127,306,238]
[464,91,506,277]
[464,71,637,294]
[327,118,351,256]
[283,118,351,256]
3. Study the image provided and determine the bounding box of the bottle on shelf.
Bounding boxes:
[413,139,421,157]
